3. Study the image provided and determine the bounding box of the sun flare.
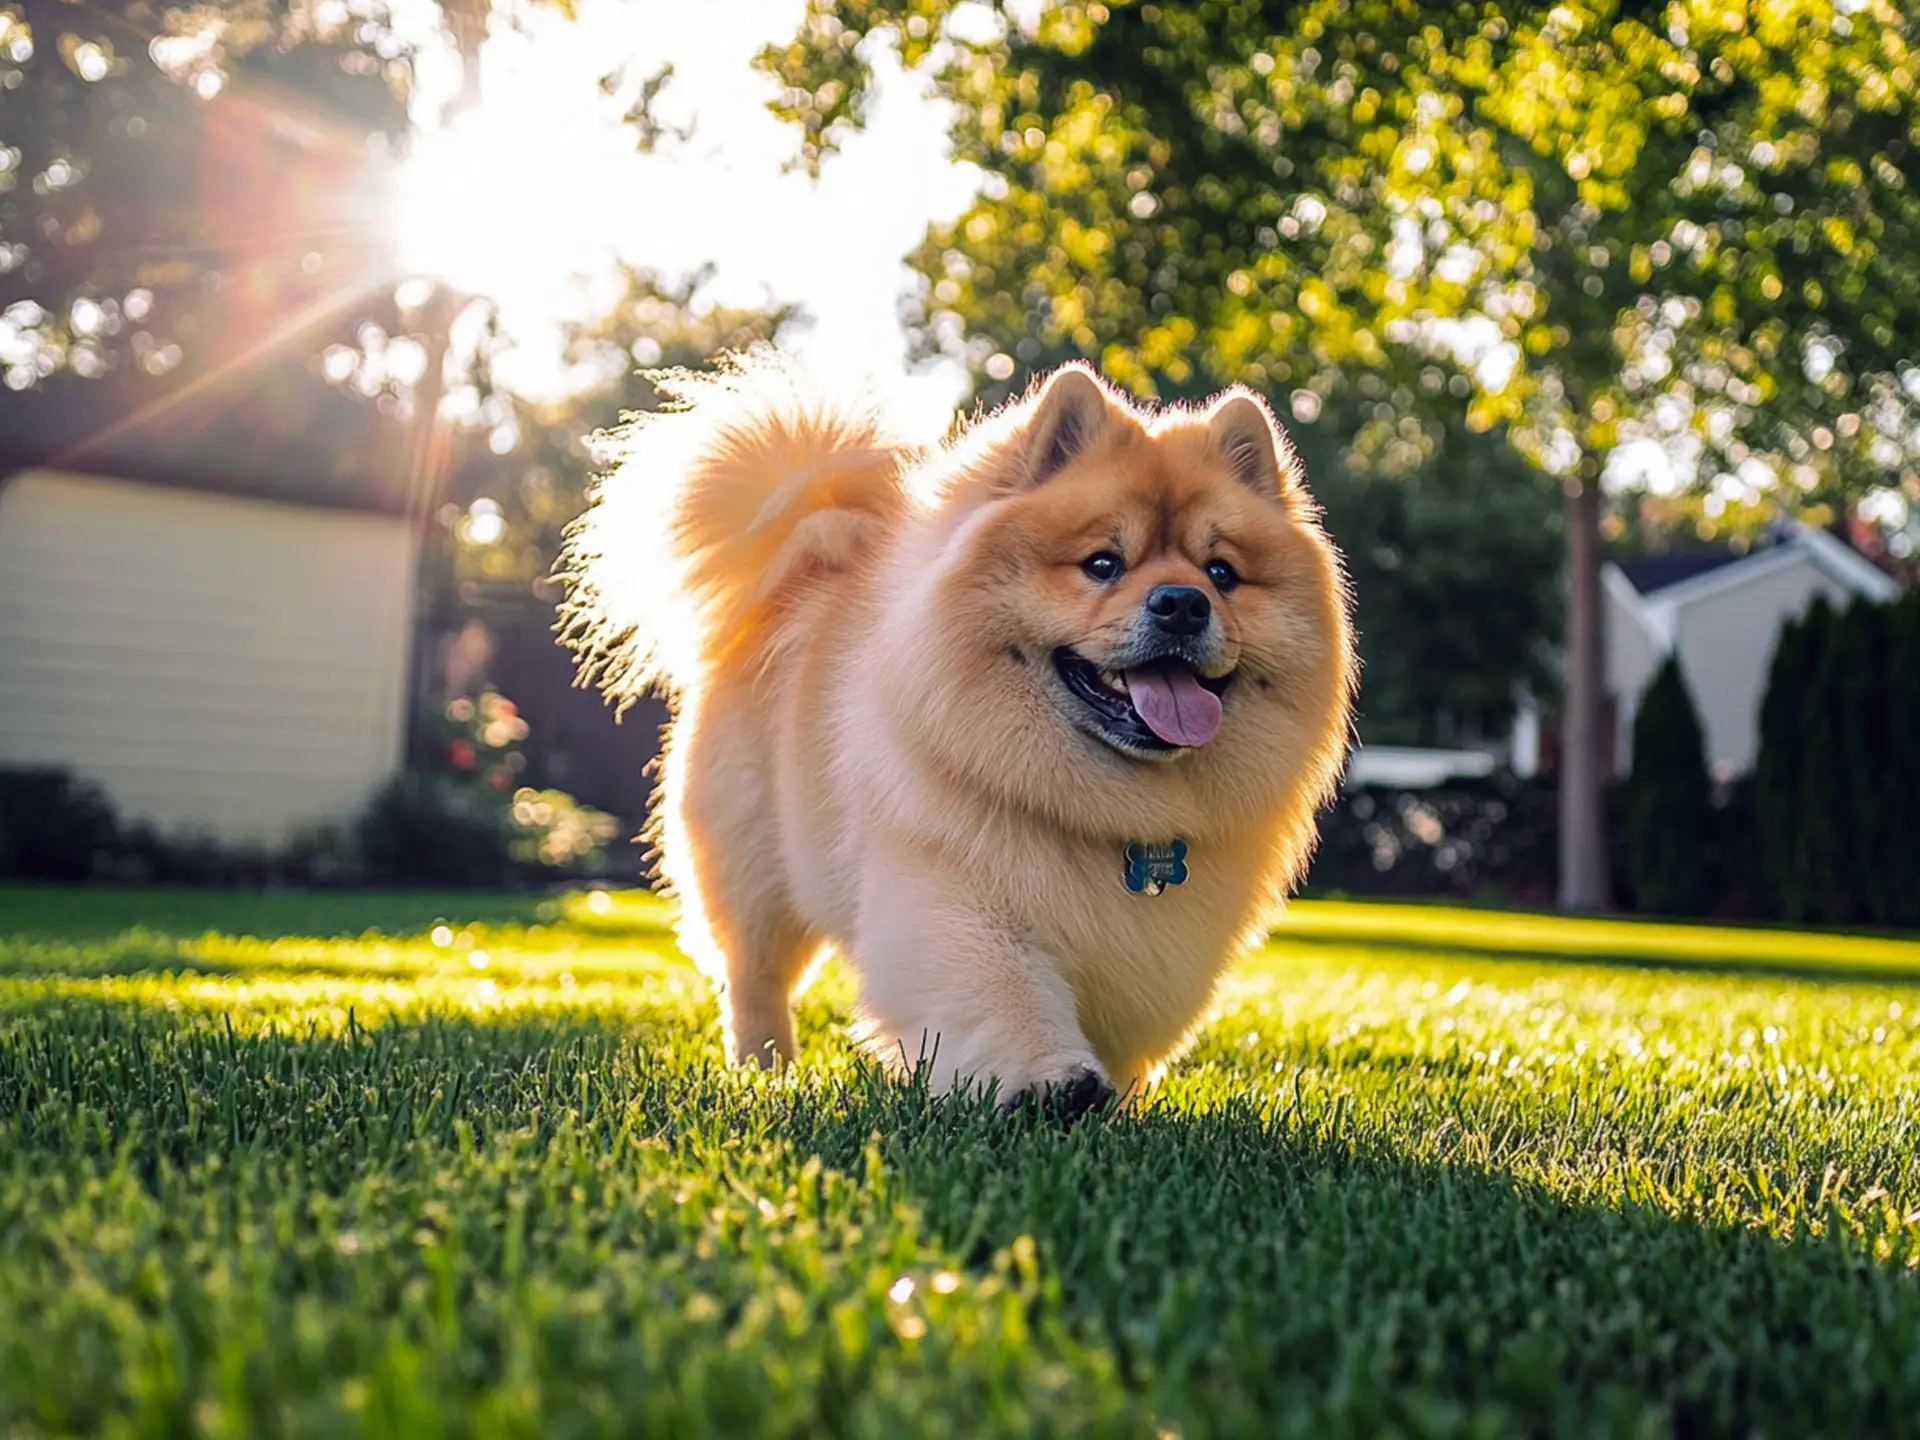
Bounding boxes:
[396,100,616,324]
[383,0,972,425]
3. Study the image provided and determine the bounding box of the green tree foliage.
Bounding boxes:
[434,265,795,612]
[768,0,1920,487]
[765,0,1920,908]
[0,0,411,389]
[1623,653,1712,917]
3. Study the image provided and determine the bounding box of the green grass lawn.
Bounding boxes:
[4,886,1919,1438]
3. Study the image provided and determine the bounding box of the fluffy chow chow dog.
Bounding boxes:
[562,355,1354,1116]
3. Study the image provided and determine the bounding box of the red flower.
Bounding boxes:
[488,767,512,790]
[449,740,476,771]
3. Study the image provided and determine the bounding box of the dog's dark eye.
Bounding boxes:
[1205,558,1240,592]
[1081,551,1125,583]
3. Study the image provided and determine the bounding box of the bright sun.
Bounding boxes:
[382,0,976,434]
[396,99,618,326]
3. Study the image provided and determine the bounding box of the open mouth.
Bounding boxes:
[1052,647,1233,754]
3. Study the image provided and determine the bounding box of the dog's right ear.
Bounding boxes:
[1020,364,1120,487]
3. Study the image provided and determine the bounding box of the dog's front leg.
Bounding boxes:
[854,854,1113,1121]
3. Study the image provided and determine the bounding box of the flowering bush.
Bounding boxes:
[360,688,620,887]
[509,788,620,872]
[432,689,530,794]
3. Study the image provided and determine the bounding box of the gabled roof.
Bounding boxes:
[1615,547,1746,596]
[0,351,412,515]
[1605,522,1902,656]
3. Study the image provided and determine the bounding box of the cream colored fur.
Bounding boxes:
[561,352,1354,1105]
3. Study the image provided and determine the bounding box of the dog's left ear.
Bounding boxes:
[1021,363,1125,487]
[1207,390,1304,496]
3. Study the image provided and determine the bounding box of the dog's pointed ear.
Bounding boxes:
[1208,390,1304,496]
[1022,364,1120,486]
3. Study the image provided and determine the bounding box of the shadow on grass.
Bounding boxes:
[0,954,534,983]
[0,885,555,942]
[0,886,682,950]
[4,995,1916,1436]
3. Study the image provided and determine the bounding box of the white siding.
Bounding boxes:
[1604,572,1664,774]
[1670,554,1857,775]
[0,471,416,844]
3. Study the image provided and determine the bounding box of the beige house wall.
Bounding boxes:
[1669,557,1858,775]
[0,471,415,844]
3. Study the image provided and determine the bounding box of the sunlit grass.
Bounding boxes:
[4,885,1919,1436]
[1278,897,1920,975]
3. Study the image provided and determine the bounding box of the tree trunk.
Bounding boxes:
[397,0,488,766]
[1557,475,1613,910]
[400,287,460,769]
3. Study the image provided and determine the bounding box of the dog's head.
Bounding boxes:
[887,364,1355,844]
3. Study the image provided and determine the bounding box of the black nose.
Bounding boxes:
[1144,584,1212,637]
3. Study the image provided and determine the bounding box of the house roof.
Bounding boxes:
[0,352,414,516]
[1606,522,1903,657]
[1614,546,1748,596]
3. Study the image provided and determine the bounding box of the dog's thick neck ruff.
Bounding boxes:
[562,355,1355,1103]
[1123,839,1189,896]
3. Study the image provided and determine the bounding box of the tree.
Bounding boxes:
[1833,597,1892,926]
[1751,609,1815,922]
[1792,597,1853,926]
[433,264,794,612]
[1888,590,1920,930]
[1623,653,1712,916]
[1284,389,1563,744]
[0,0,410,391]
[0,0,590,525]
[385,263,791,816]
[764,0,1920,909]
[1754,589,1920,931]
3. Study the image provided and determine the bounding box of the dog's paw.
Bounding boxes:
[1002,1060,1116,1127]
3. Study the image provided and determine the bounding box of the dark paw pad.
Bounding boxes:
[1009,1067,1116,1128]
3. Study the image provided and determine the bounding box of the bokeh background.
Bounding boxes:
[2,0,1915,927]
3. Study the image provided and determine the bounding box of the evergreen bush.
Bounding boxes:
[1835,599,1892,925]
[1624,655,1714,916]
[1885,590,1920,928]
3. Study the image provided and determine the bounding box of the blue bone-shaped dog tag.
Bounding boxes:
[1123,839,1189,896]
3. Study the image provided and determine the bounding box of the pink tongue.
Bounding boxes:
[1124,667,1222,747]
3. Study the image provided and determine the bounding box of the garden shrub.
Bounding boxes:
[1623,655,1713,917]
[0,687,620,892]
[1749,589,1918,930]
[1887,590,1920,929]
[1307,769,1561,906]
[0,768,119,881]
[1751,610,1817,922]
[358,686,620,888]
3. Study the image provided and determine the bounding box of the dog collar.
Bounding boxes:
[1123,839,1189,896]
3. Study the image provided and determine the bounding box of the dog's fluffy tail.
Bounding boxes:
[559,350,908,706]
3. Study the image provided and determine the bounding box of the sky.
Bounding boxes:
[396,0,982,437]
[386,0,1687,496]
[381,0,1920,539]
